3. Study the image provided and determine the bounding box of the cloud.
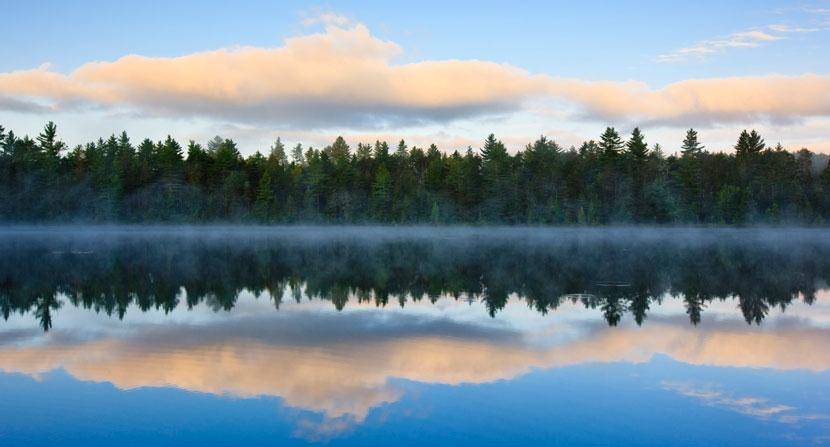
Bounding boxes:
[0,20,828,129]
[0,23,546,129]
[657,23,819,63]
[661,381,830,424]
[657,29,782,63]
[768,24,820,33]
[2,301,830,430]
[301,11,352,27]
[0,95,52,114]
[547,74,830,126]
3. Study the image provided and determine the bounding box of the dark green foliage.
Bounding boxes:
[735,129,765,156]
[599,127,624,157]
[0,122,828,224]
[625,127,649,159]
[680,128,704,156]
[2,229,828,329]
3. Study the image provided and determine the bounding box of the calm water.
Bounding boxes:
[1,227,829,446]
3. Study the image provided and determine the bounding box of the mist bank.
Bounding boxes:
[3,225,829,331]
[2,122,830,224]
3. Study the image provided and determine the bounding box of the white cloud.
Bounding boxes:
[301,11,352,27]
[661,381,830,424]
[657,29,783,63]
[0,19,828,133]
[656,22,820,63]
[0,22,550,129]
[768,23,820,33]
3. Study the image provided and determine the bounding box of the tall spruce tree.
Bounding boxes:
[735,129,765,156]
[681,128,704,156]
[599,127,624,156]
[269,137,287,165]
[626,127,648,159]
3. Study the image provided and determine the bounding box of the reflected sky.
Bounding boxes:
[0,227,829,445]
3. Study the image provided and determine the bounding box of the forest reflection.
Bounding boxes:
[1,227,828,331]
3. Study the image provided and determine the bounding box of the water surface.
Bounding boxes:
[1,227,828,446]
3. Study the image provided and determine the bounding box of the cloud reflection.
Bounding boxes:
[661,381,830,424]
[0,296,828,432]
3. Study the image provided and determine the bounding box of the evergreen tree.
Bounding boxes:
[37,121,65,157]
[480,134,510,220]
[329,136,350,160]
[157,135,183,177]
[395,139,408,158]
[291,143,304,165]
[481,133,508,163]
[735,129,765,156]
[356,142,372,160]
[269,137,287,165]
[374,140,389,161]
[681,128,704,156]
[599,127,624,156]
[626,127,648,159]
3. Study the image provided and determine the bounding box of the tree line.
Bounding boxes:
[1,121,829,223]
[3,230,825,330]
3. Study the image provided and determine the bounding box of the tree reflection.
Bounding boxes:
[1,231,828,331]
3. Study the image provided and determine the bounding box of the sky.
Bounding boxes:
[1,0,830,154]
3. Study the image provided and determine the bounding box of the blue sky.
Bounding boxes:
[2,1,830,153]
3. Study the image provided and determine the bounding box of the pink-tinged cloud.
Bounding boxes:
[1,310,828,424]
[0,22,829,128]
[549,75,830,125]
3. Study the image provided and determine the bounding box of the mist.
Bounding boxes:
[2,225,829,331]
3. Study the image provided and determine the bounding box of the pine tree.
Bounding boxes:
[598,127,624,156]
[156,135,183,179]
[681,128,704,156]
[481,134,508,163]
[269,137,287,165]
[329,136,350,160]
[748,131,766,153]
[626,127,648,159]
[214,138,240,172]
[356,143,372,160]
[373,140,389,161]
[395,139,408,158]
[36,121,67,159]
[735,129,765,156]
[207,135,224,153]
[291,143,304,165]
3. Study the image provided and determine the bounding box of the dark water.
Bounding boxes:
[1,227,829,446]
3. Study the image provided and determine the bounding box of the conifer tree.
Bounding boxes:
[735,129,765,156]
[626,127,648,159]
[291,143,304,165]
[269,137,287,165]
[680,128,704,156]
[598,127,624,156]
[37,121,65,157]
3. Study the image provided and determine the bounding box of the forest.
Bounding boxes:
[3,229,827,330]
[1,122,829,224]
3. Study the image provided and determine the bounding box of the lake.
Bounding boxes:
[0,226,828,446]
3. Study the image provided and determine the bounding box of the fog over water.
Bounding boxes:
[1,226,829,446]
